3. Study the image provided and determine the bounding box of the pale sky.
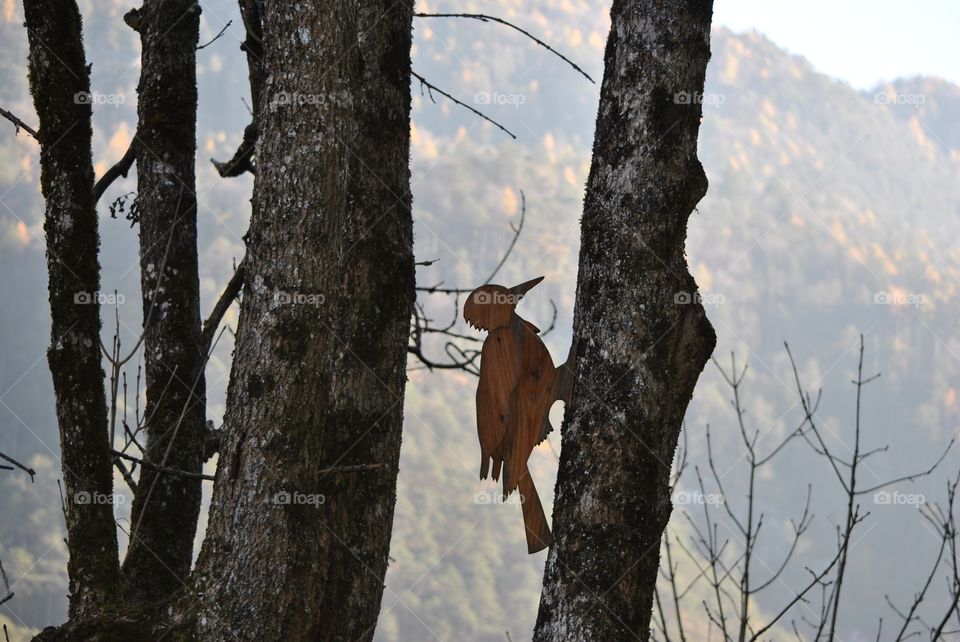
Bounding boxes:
[713,0,960,89]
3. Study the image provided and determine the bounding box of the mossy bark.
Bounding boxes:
[121,0,206,605]
[534,1,716,639]
[23,0,121,620]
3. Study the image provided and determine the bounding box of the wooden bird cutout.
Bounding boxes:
[464,276,575,554]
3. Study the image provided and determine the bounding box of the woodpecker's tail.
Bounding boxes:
[518,467,552,554]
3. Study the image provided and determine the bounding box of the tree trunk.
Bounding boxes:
[22,0,121,620]
[534,1,716,640]
[189,1,416,639]
[121,0,206,605]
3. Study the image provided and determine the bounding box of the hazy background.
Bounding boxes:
[1,1,959,640]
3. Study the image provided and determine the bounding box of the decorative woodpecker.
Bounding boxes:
[463,276,575,554]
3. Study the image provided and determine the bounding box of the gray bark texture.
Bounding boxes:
[188,1,416,640]
[121,0,206,605]
[534,1,716,640]
[23,0,121,620]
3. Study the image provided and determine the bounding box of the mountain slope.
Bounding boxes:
[0,3,958,640]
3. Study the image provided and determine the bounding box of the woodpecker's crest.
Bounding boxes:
[463,276,544,331]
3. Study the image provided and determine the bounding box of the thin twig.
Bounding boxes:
[0,106,38,139]
[202,259,245,352]
[56,479,68,534]
[0,450,35,481]
[128,324,228,542]
[94,138,136,202]
[0,558,10,597]
[197,20,232,50]
[748,548,846,642]
[414,13,595,84]
[411,71,516,139]
[101,197,183,368]
[111,449,214,481]
[785,342,849,492]
[409,190,541,374]
[825,336,872,641]
[854,439,954,496]
[114,457,139,493]
[483,190,525,284]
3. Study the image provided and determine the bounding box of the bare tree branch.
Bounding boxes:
[411,71,517,139]
[0,106,38,139]
[197,19,232,50]
[211,0,262,178]
[0,450,36,481]
[111,449,213,481]
[483,190,526,284]
[0,558,12,607]
[408,189,547,374]
[202,259,245,352]
[748,547,847,642]
[211,121,257,177]
[94,139,136,202]
[414,13,595,84]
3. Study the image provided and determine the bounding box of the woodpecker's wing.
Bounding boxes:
[475,327,523,481]
[501,322,558,497]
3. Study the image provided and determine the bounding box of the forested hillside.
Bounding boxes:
[1,2,958,639]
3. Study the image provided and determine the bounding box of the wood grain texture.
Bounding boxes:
[465,278,573,554]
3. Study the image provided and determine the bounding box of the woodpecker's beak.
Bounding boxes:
[508,276,544,298]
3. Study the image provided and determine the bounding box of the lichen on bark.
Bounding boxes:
[23,0,121,620]
[534,1,717,639]
[121,0,206,606]
[189,2,416,639]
